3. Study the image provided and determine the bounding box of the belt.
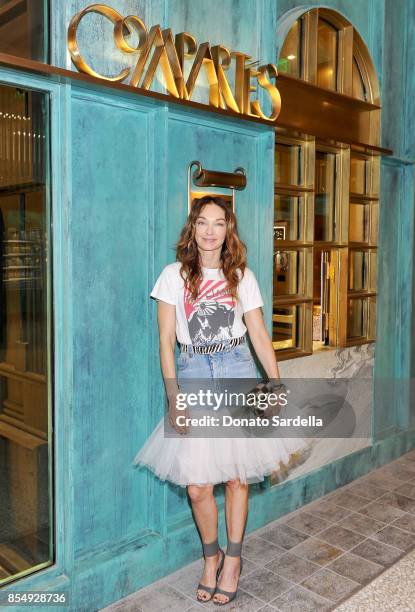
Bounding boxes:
[179,335,246,354]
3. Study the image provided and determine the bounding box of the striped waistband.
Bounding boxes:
[179,335,246,354]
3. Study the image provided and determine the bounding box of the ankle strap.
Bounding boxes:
[226,539,242,557]
[202,537,219,557]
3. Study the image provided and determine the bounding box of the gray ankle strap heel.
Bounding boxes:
[203,538,220,557]
[196,537,225,603]
[213,539,244,606]
[226,540,243,557]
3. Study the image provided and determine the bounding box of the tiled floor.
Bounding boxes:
[103,449,415,611]
[334,546,415,611]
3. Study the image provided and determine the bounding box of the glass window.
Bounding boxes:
[279,10,377,104]
[368,296,377,339]
[369,251,377,292]
[0,0,48,62]
[349,201,369,243]
[275,143,303,186]
[314,151,336,241]
[350,155,367,194]
[0,83,52,586]
[273,249,305,297]
[352,57,367,101]
[349,250,368,291]
[346,151,378,341]
[370,202,379,245]
[278,18,302,78]
[274,139,379,354]
[272,305,300,350]
[347,298,367,339]
[274,131,314,358]
[317,18,338,91]
[274,195,303,241]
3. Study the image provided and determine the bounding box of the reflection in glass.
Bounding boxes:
[370,202,378,244]
[0,84,51,585]
[278,19,301,77]
[0,0,48,62]
[349,202,369,243]
[368,297,377,339]
[317,18,338,90]
[352,57,367,101]
[273,250,303,297]
[275,143,302,186]
[369,251,377,291]
[349,251,368,291]
[274,195,303,241]
[315,151,336,241]
[350,156,367,194]
[347,298,366,338]
[272,305,300,350]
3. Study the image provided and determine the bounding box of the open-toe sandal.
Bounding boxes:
[213,539,243,606]
[196,538,225,603]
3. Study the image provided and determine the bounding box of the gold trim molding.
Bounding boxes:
[67,4,281,123]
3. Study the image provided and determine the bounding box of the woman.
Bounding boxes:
[133,196,308,605]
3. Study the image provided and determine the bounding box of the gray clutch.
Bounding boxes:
[247,379,288,421]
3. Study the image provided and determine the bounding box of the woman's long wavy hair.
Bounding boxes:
[175,196,247,302]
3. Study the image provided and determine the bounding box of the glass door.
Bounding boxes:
[0,83,52,585]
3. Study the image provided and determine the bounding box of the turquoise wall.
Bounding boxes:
[2,1,415,610]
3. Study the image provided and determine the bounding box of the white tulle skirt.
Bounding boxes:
[132,416,310,487]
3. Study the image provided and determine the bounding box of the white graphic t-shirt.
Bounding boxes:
[150,262,264,345]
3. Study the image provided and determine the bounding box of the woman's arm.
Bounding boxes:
[157,300,178,397]
[243,307,281,380]
[157,300,187,434]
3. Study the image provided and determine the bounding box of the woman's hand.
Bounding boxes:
[243,307,281,380]
[167,390,189,435]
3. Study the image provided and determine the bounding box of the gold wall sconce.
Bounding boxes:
[187,161,247,213]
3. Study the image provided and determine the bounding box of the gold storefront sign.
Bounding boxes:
[68,4,281,122]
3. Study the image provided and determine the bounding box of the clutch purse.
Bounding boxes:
[246,379,288,421]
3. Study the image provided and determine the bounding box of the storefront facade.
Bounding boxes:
[0,1,414,610]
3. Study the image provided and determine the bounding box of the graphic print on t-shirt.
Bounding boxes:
[184,279,236,344]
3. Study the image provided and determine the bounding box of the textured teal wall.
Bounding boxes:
[1,1,415,610]
[70,90,153,551]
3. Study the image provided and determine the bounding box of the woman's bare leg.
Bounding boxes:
[213,478,248,604]
[187,484,221,601]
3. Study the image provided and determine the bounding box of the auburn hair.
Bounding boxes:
[175,196,247,302]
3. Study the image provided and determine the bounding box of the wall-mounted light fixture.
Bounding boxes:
[187,160,247,212]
